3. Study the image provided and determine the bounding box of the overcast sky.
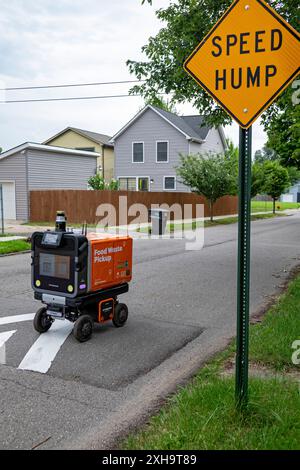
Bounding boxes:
[0,0,267,153]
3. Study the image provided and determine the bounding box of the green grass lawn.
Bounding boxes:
[138,212,286,233]
[123,275,300,450]
[23,221,97,229]
[22,221,53,227]
[125,377,300,450]
[0,239,31,255]
[185,212,285,230]
[251,200,300,213]
[250,275,300,371]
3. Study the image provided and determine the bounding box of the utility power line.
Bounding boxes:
[0,93,146,104]
[0,79,145,92]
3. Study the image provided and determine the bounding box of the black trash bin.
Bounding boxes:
[148,208,169,235]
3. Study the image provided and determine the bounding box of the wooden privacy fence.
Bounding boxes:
[30,190,238,225]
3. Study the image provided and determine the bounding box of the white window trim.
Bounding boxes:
[163,176,176,191]
[118,176,151,192]
[156,140,169,163]
[132,142,144,164]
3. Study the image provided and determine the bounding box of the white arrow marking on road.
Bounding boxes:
[0,330,17,348]
[0,313,34,326]
[0,330,17,364]
[18,320,73,374]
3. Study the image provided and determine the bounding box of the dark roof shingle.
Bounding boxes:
[69,127,113,146]
[151,106,210,141]
[181,116,210,140]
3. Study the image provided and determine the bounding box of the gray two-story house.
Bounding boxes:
[110,105,227,192]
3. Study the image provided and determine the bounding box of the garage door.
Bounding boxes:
[0,182,16,220]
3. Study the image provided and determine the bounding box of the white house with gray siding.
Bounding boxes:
[0,143,98,221]
[110,105,227,192]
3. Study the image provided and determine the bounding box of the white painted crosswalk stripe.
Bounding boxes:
[0,313,34,326]
[18,320,73,373]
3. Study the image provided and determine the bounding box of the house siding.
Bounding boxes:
[27,149,97,191]
[45,130,114,182]
[46,130,101,153]
[281,181,300,203]
[115,108,190,192]
[103,146,115,181]
[0,147,97,221]
[0,152,28,220]
[189,141,202,155]
[201,127,225,153]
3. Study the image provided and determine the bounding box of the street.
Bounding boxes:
[0,213,299,449]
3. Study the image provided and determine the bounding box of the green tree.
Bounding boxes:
[264,86,300,169]
[254,145,278,164]
[251,163,265,198]
[144,95,178,113]
[130,1,299,128]
[286,166,300,186]
[176,152,237,221]
[262,161,291,214]
[224,139,238,195]
[225,139,239,166]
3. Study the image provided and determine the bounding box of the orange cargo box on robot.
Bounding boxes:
[87,233,133,292]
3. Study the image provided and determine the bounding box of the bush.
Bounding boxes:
[88,174,119,191]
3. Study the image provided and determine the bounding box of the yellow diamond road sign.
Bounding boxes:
[184,0,300,128]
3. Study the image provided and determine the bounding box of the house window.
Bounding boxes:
[156,141,169,163]
[75,147,96,152]
[164,176,176,191]
[132,142,144,163]
[119,178,136,191]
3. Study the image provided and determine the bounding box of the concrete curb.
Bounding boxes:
[0,250,31,258]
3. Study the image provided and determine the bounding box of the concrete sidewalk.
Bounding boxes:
[3,220,52,235]
[0,236,27,242]
[3,208,299,237]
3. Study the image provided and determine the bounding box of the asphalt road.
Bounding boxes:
[0,213,299,449]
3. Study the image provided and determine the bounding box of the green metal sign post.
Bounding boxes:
[235,126,252,408]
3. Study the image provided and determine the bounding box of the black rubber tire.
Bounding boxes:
[73,315,93,342]
[112,303,128,328]
[34,307,52,333]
